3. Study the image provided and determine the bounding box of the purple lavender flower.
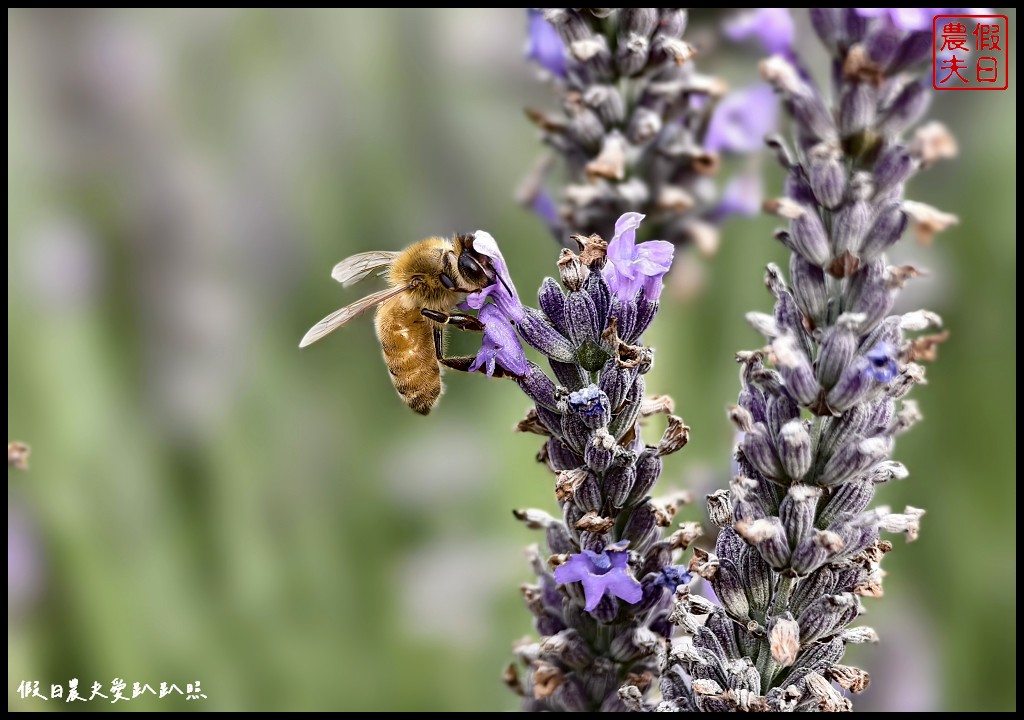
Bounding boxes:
[469,304,529,377]
[525,9,566,77]
[655,565,693,591]
[724,8,795,55]
[602,213,674,302]
[553,548,642,612]
[463,230,525,324]
[705,84,779,155]
[866,342,900,383]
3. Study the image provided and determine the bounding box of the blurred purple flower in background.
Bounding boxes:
[705,84,779,155]
[713,171,763,220]
[602,213,674,302]
[525,9,566,77]
[553,548,642,612]
[724,8,795,55]
[8,502,43,615]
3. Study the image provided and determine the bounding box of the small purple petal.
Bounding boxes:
[865,341,900,383]
[704,84,778,155]
[553,549,643,613]
[724,8,795,55]
[525,9,566,77]
[531,188,561,229]
[469,303,528,377]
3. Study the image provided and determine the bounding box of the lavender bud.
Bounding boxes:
[567,385,610,430]
[627,106,662,145]
[603,461,636,509]
[798,593,859,644]
[773,335,819,406]
[520,306,576,363]
[859,204,907,260]
[557,249,588,291]
[791,90,839,146]
[546,437,583,472]
[780,484,821,547]
[789,205,832,267]
[571,471,603,513]
[826,357,876,413]
[742,424,784,481]
[839,82,876,138]
[560,413,593,456]
[551,677,590,713]
[543,8,591,44]
[546,522,575,555]
[583,84,626,127]
[608,375,644,439]
[582,658,618,705]
[789,253,828,325]
[711,559,751,620]
[622,502,659,551]
[565,290,601,346]
[620,7,659,37]
[584,427,616,473]
[809,8,841,47]
[616,32,650,77]
[817,477,874,528]
[516,362,560,411]
[611,625,659,663]
[807,142,845,209]
[878,79,930,137]
[538,277,569,337]
[738,386,768,427]
[873,145,915,197]
[778,420,813,481]
[541,629,594,671]
[743,544,773,613]
[535,405,563,435]
[774,290,807,342]
[598,360,635,411]
[735,516,790,569]
[583,269,611,327]
[630,450,662,503]
[550,359,586,390]
[840,8,868,45]
[631,296,658,341]
[821,436,890,486]
[564,110,605,158]
[831,173,873,257]
[705,609,742,659]
[658,8,688,38]
[816,314,861,390]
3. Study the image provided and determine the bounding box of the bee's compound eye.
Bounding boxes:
[439,273,457,290]
[458,253,488,285]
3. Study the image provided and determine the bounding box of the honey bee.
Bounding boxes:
[299,233,511,414]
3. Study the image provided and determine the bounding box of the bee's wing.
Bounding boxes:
[331,251,401,287]
[299,283,413,348]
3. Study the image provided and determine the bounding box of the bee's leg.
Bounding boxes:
[421,308,485,332]
[432,327,514,378]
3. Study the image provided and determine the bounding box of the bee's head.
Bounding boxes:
[449,233,511,294]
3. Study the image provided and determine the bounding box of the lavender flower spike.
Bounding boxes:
[504,215,695,712]
[660,9,957,713]
[519,8,767,258]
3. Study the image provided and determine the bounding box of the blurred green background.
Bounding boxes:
[7,8,1016,712]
